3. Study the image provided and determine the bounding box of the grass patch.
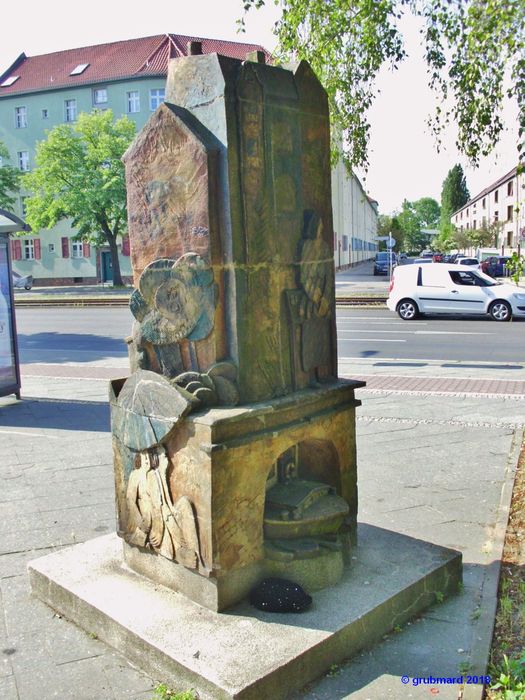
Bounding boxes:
[486,442,525,699]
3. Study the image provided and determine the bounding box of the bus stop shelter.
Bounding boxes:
[0,209,31,398]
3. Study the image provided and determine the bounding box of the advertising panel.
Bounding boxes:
[0,236,19,395]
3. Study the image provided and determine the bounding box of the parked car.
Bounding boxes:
[412,257,433,264]
[373,251,397,275]
[12,271,33,290]
[420,250,434,258]
[448,253,466,264]
[458,257,481,270]
[432,252,443,262]
[482,256,510,278]
[387,263,525,322]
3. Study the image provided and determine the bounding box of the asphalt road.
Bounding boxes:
[338,308,524,364]
[14,306,525,366]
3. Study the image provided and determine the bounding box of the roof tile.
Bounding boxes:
[0,33,271,96]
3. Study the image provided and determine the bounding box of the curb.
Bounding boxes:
[462,427,524,700]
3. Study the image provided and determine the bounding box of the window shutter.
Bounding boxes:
[121,236,130,256]
[83,242,90,258]
[11,239,22,260]
[34,238,41,260]
[61,237,69,258]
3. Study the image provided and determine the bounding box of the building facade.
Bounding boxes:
[0,34,377,284]
[331,159,378,268]
[451,165,525,255]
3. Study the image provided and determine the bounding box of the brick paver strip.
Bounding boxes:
[351,374,525,396]
[21,364,525,397]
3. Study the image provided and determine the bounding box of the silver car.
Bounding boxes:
[12,271,33,290]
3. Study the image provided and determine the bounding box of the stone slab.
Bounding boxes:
[29,524,461,700]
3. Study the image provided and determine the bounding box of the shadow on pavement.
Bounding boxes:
[0,397,110,432]
[17,332,128,364]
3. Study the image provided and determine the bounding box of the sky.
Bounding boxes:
[0,0,520,215]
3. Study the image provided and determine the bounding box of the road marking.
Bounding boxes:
[338,329,492,336]
[337,321,428,326]
[340,338,406,343]
[414,330,492,336]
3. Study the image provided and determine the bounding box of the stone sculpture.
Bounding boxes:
[110,50,364,611]
[125,447,201,569]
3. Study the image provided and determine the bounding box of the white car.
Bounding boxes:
[387,263,525,322]
[457,257,481,270]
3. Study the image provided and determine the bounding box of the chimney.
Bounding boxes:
[187,41,203,56]
[245,50,266,64]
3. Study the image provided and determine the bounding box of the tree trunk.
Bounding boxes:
[107,233,124,286]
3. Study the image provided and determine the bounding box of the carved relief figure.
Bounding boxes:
[125,446,201,569]
[129,252,218,378]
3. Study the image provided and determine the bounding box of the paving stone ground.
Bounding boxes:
[0,361,522,700]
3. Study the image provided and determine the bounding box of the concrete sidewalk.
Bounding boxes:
[0,358,522,699]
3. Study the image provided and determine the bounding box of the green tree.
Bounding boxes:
[240,1,525,171]
[412,198,440,229]
[452,227,470,251]
[397,200,428,252]
[467,220,502,249]
[377,213,405,252]
[440,164,470,231]
[0,142,21,210]
[24,110,135,286]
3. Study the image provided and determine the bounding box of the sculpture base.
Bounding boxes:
[113,379,363,610]
[29,525,462,700]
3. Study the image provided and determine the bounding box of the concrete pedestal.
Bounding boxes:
[29,524,462,700]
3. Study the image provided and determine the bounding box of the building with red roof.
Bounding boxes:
[0,34,377,285]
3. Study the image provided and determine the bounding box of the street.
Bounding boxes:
[337,308,525,364]
[14,306,525,367]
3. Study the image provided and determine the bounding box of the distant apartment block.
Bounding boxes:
[0,33,377,284]
[451,165,525,253]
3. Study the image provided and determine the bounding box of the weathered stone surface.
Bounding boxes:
[111,370,193,451]
[113,55,365,611]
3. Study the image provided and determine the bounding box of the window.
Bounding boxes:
[495,190,499,203]
[41,108,49,119]
[15,106,27,128]
[507,181,514,197]
[127,90,140,113]
[494,211,499,221]
[20,196,28,217]
[1,76,19,87]
[93,88,107,106]
[72,242,83,258]
[70,63,89,76]
[473,220,476,229]
[64,99,77,122]
[507,231,513,246]
[449,271,477,286]
[507,205,513,221]
[17,151,29,171]
[23,239,34,260]
[482,197,486,209]
[149,88,165,111]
